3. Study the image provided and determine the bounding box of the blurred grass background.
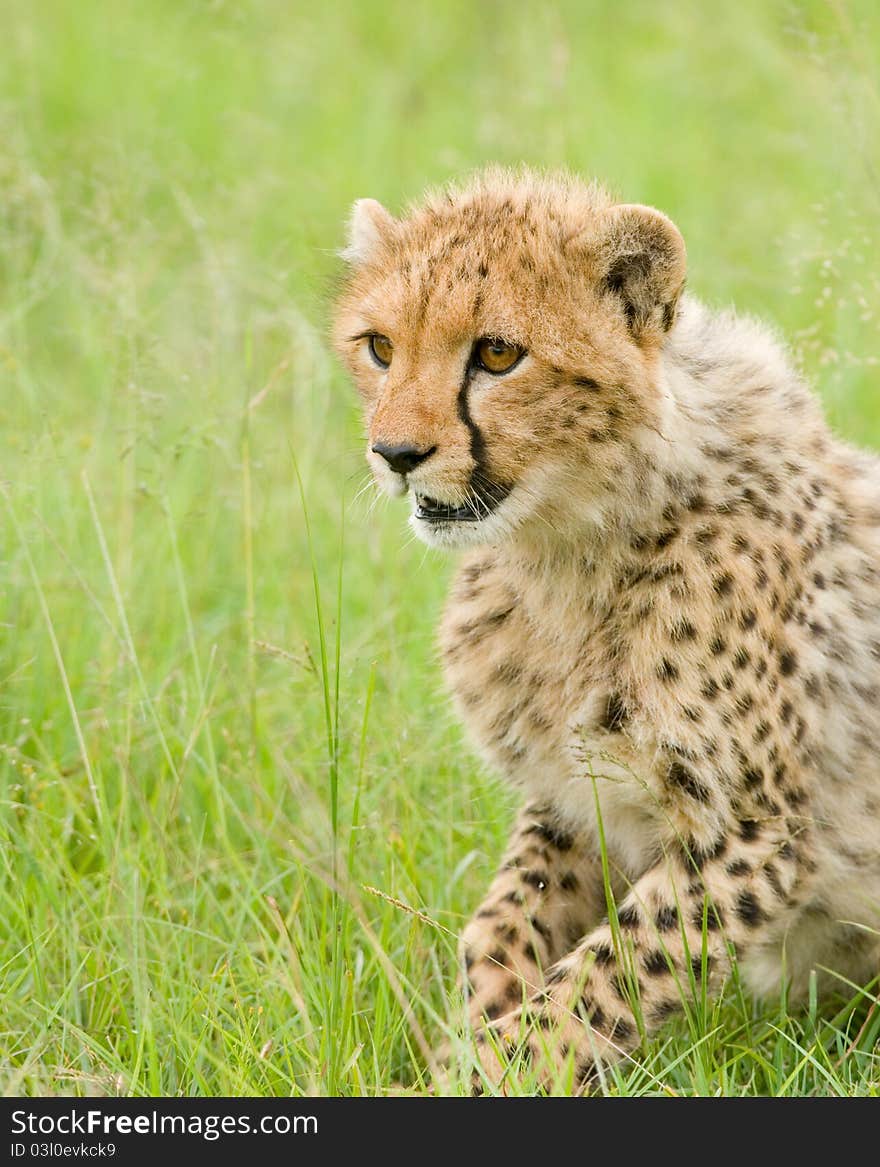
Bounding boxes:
[1,0,879,1096]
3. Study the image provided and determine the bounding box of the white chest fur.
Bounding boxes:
[441,555,667,878]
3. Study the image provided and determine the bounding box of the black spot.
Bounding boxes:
[656,905,678,931]
[588,1003,606,1031]
[732,533,750,553]
[612,972,631,1001]
[726,858,751,877]
[599,692,628,732]
[575,1057,596,1087]
[689,834,727,867]
[484,606,515,630]
[667,760,711,803]
[764,863,786,900]
[483,1000,506,1020]
[714,572,734,597]
[591,942,614,966]
[617,903,641,930]
[610,1017,635,1043]
[690,952,709,980]
[654,564,685,585]
[559,871,579,891]
[733,647,750,670]
[736,890,766,927]
[521,870,550,892]
[460,560,488,585]
[505,979,525,1003]
[670,618,697,642]
[701,735,719,757]
[523,941,541,965]
[643,950,670,976]
[710,636,727,656]
[657,658,679,682]
[525,821,574,851]
[738,818,761,842]
[529,915,552,942]
[690,897,725,931]
[779,650,797,676]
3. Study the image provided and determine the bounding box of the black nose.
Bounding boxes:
[371,443,436,475]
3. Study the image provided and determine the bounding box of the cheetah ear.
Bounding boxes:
[599,204,687,339]
[340,198,396,264]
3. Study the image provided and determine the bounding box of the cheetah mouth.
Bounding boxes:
[414,485,510,523]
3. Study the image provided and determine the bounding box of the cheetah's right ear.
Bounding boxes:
[340,198,396,265]
[598,204,687,340]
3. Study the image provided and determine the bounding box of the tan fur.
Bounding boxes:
[333,168,880,1093]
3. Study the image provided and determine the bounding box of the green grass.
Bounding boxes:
[2,0,879,1097]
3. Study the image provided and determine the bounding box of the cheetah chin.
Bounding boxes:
[408,485,519,550]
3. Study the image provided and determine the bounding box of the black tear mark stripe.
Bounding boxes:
[457,368,487,473]
[456,368,511,512]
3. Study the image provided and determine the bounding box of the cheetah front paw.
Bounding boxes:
[470,992,613,1096]
[471,998,589,1095]
[470,1009,537,1095]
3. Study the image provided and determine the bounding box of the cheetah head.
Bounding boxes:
[333,169,686,550]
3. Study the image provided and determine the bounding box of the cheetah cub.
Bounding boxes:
[333,169,880,1093]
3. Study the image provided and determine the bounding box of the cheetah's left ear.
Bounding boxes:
[599,204,687,340]
[340,198,396,265]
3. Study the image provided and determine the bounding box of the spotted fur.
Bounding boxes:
[333,168,880,1093]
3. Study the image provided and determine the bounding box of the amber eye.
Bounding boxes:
[368,334,393,368]
[474,337,524,375]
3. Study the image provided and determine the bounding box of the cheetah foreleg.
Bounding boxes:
[473,820,808,1093]
[458,802,606,1028]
